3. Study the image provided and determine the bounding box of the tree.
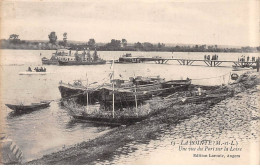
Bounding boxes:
[88,38,96,48]
[143,42,154,51]
[110,39,121,48]
[9,34,19,40]
[48,32,57,45]
[134,42,143,50]
[105,39,121,50]
[122,39,127,47]
[9,34,20,43]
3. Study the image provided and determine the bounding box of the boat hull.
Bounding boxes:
[5,102,51,112]
[98,81,191,108]
[63,101,153,125]
[72,115,146,125]
[19,72,48,75]
[58,60,106,66]
[58,84,100,105]
[42,59,58,65]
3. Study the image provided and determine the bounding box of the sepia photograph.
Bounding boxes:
[0,0,259,165]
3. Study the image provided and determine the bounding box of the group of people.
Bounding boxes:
[238,55,257,62]
[27,67,46,72]
[204,54,219,61]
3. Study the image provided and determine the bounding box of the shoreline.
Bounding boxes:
[26,71,260,165]
[0,48,260,53]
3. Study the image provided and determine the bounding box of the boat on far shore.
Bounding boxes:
[58,48,106,66]
[42,48,72,65]
[232,65,253,71]
[115,53,144,63]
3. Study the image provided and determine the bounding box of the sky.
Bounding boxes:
[0,0,259,46]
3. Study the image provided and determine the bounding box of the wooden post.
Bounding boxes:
[86,91,88,113]
[134,86,138,116]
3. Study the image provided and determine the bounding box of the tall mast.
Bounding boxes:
[134,73,138,116]
[112,59,115,118]
[86,73,88,113]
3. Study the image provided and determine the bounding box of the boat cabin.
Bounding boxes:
[55,49,72,57]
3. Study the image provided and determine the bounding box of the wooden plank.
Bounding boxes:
[204,61,210,66]
[177,60,182,65]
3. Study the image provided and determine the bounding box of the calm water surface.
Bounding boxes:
[0,49,259,162]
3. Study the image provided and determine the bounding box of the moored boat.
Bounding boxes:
[58,48,106,66]
[58,76,164,105]
[58,59,106,66]
[58,80,100,105]
[115,53,143,63]
[59,76,191,108]
[42,48,72,65]
[63,99,156,125]
[232,65,253,71]
[5,101,51,112]
[98,78,191,107]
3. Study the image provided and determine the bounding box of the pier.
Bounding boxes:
[137,57,258,67]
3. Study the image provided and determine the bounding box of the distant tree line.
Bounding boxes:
[1,32,260,53]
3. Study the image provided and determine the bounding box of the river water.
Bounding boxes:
[0,49,259,163]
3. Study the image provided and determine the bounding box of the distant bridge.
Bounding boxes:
[136,57,257,67]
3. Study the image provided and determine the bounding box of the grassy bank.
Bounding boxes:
[27,71,260,165]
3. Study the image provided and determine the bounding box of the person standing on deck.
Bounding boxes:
[83,48,86,61]
[247,56,250,62]
[240,55,243,62]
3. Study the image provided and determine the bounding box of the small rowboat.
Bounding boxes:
[18,71,49,75]
[232,66,252,71]
[5,101,51,112]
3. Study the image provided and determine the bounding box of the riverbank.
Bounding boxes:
[1,41,259,53]
[27,71,260,165]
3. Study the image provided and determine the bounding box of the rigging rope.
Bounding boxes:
[191,72,230,81]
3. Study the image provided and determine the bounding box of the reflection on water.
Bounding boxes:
[2,101,112,162]
[1,49,258,163]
